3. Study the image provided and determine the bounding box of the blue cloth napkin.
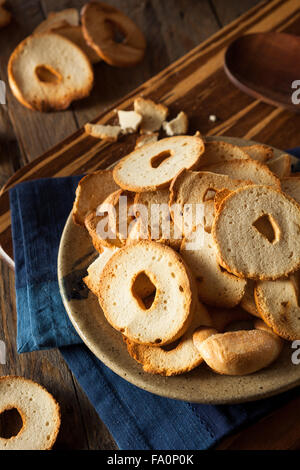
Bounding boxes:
[9,148,300,450]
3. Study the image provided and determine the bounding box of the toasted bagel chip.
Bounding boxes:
[255,273,300,340]
[72,169,119,226]
[81,1,146,67]
[8,33,94,111]
[113,136,204,192]
[0,376,60,450]
[206,159,280,188]
[212,185,300,280]
[181,224,246,308]
[125,301,211,376]
[98,241,196,346]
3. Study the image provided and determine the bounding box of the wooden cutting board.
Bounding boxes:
[1,0,300,267]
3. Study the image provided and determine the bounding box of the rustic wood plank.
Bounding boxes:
[0,253,116,449]
[0,260,92,449]
[6,0,218,449]
[1,0,299,451]
[0,0,78,160]
[217,395,300,450]
[0,0,221,450]
[1,0,299,265]
[147,0,219,62]
[0,101,23,189]
[41,0,220,127]
[0,1,111,450]
[0,0,123,450]
[212,0,262,26]
[0,34,93,452]
[1,0,298,193]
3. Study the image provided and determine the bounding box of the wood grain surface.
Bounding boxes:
[1,0,299,450]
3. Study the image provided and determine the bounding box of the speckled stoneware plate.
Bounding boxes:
[58,136,300,404]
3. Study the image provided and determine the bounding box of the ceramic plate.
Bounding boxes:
[58,136,300,404]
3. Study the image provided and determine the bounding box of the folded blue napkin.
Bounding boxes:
[9,148,300,450]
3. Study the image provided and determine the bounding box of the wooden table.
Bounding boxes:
[1,0,300,450]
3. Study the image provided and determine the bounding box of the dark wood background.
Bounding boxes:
[1,0,300,450]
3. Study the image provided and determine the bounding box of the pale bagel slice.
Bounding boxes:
[240,280,261,318]
[72,170,119,226]
[34,8,79,33]
[255,274,300,340]
[84,211,105,253]
[170,169,252,208]
[134,189,182,250]
[83,248,119,295]
[169,169,253,236]
[84,247,155,299]
[205,159,280,188]
[113,136,204,192]
[241,144,274,163]
[54,25,101,64]
[267,154,291,178]
[98,241,195,346]
[197,141,250,168]
[33,9,100,64]
[8,33,94,112]
[0,376,60,450]
[281,177,300,204]
[127,217,182,251]
[85,189,134,250]
[125,301,212,376]
[180,223,246,308]
[81,1,146,67]
[212,185,300,280]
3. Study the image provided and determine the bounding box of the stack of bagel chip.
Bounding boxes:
[73,116,299,377]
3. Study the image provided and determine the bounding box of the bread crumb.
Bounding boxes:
[117,110,142,133]
[162,111,188,136]
[84,123,121,141]
[134,97,168,134]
